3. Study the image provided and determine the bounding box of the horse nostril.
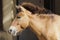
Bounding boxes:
[10,29,12,32]
[8,29,12,34]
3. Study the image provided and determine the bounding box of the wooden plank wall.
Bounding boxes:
[0,0,16,40]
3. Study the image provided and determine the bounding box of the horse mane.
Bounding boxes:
[21,2,52,14]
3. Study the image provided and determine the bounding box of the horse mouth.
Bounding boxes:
[8,30,17,36]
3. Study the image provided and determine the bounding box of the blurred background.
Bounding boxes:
[0,0,60,40]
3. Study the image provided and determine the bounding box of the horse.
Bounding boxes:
[8,3,60,40]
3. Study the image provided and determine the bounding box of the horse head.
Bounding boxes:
[8,5,33,36]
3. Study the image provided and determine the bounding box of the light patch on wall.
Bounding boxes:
[3,10,14,24]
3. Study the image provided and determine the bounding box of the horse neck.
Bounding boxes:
[29,16,47,36]
[29,14,60,40]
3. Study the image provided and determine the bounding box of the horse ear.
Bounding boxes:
[16,5,32,16]
[16,5,27,12]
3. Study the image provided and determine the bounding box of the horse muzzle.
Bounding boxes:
[8,26,18,36]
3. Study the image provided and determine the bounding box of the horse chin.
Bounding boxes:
[10,31,18,36]
[17,30,23,36]
[12,33,17,36]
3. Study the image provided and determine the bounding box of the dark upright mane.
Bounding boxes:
[21,2,52,14]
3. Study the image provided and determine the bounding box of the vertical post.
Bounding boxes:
[3,0,15,40]
[0,0,3,31]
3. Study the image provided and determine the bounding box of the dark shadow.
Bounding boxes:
[0,0,3,31]
[44,0,55,13]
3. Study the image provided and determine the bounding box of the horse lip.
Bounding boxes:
[11,31,17,36]
[13,31,16,35]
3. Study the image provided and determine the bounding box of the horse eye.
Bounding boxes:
[17,16,21,19]
[21,26,24,29]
